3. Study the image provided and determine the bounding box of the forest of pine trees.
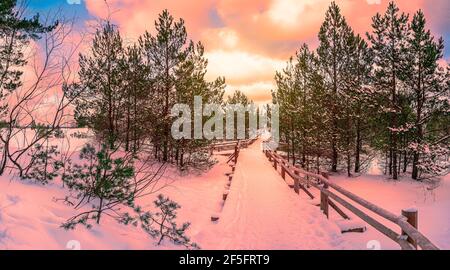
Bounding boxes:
[273,1,449,180]
[69,10,226,168]
[1,2,231,247]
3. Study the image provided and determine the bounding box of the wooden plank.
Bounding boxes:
[299,184,314,199]
[342,227,366,233]
[328,199,350,220]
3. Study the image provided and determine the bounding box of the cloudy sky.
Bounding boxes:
[28,0,450,103]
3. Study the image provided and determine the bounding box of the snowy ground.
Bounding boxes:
[197,140,350,249]
[0,135,448,250]
[333,173,450,250]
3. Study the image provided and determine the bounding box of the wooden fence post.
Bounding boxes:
[234,144,238,163]
[292,169,299,195]
[320,189,329,219]
[402,209,418,249]
[281,165,286,180]
[296,164,310,188]
[320,173,329,219]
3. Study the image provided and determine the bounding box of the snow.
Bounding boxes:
[332,173,450,250]
[402,207,418,213]
[335,220,367,232]
[0,134,448,250]
[0,137,352,250]
[0,152,233,249]
[197,139,351,249]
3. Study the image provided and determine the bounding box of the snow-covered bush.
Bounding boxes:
[182,151,217,172]
[411,143,450,180]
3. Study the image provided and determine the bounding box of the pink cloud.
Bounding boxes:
[85,0,218,40]
[82,0,444,103]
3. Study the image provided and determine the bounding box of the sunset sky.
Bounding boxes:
[28,0,450,103]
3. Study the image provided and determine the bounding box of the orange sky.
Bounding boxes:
[81,0,449,103]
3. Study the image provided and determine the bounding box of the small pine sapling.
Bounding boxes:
[132,194,199,249]
[61,142,136,228]
[22,143,63,184]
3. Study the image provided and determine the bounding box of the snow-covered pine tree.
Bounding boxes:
[348,35,373,174]
[407,10,449,180]
[71,22,126,146]
[139,10,189,163]
[317,1,356,172]
[367,1,411,180]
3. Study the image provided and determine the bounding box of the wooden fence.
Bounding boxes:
[209,137,258,153]
[263,148,439,250]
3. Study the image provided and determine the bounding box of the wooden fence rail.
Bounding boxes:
[263,149,439,250]
[222,137,258,164]
[210,137,258,153]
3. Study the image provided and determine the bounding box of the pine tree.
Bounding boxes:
[317,1,355,172]
[339,34,373,176]
[61,142,136,227]
[367,1,410,180]
[72,22,126,145]
[294,44,316,167]
[140,10,189,162]
[274,57,297,164]
[122,44,151,152]
[174,41,224,167]
[273,44,329,172]
[407,10,448,180]
[21,133,63,185]
[273,46,313,165]
[351,36,373,173]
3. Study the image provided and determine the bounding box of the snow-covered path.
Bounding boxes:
[202,140,350,249]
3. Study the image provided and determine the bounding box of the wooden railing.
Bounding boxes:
[210,137,258,153]
[264,149,439,250]
[222,138,258,164]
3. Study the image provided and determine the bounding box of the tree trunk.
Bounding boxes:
[331,140,338,172]
[125,98,131,151]
[389,148,393,176]
[0,146,8,175]
[412,96,423,180]
[354,119,361,173]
